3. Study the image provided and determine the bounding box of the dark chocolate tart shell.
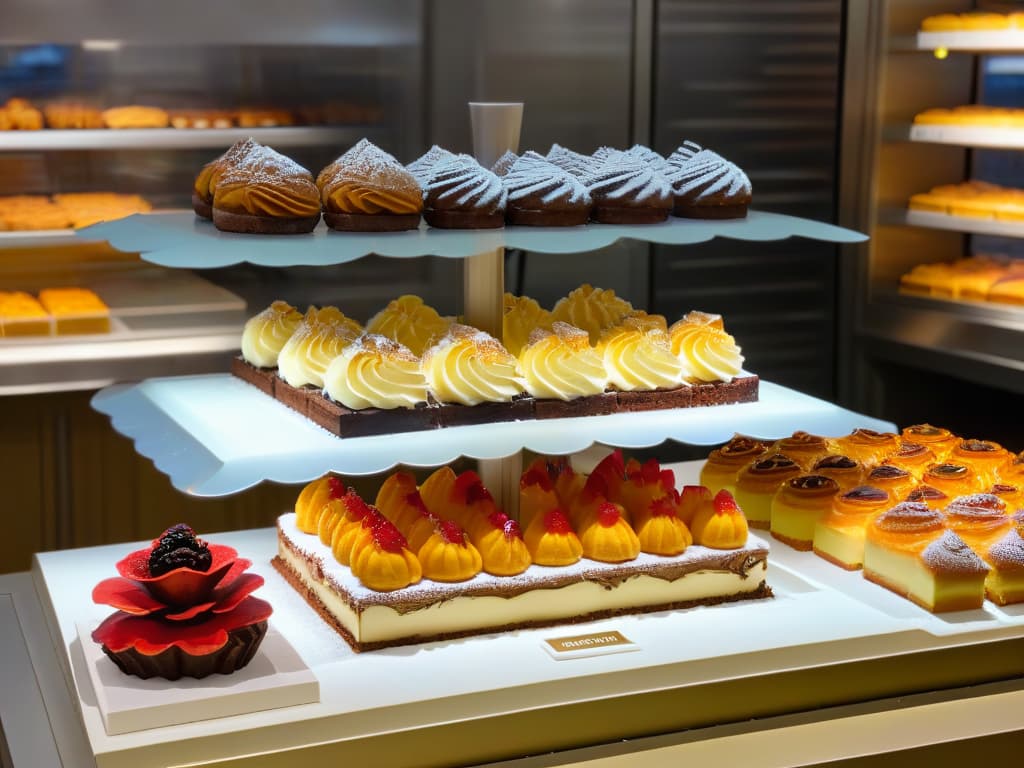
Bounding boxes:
[101,621,268,680]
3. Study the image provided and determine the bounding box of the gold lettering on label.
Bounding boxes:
[545,630,633,653]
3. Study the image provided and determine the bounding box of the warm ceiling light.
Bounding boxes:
[934,47,949,60]
[81,40,123,52]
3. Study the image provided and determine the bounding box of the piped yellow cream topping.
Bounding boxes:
[323,334,428,410]
[240,300,303,368]
[422,324,525,406]
[277,306,363,388]
[669,318,744,383]
[502,293,553,357]
[598,318,684,391]
[551,284,634,345]
[365,295,452,357]
[518,322,608,401]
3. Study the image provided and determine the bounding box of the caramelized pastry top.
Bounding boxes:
[422,324,524,406]
[519,322,608,400]
[365,294,451,357]
[240,300,303,368]
[213,144,320,219]
[872,501,944,536]
[323,334,428,410]
[317,139,422,216]
[503,293,554,357]
[706,435,770,470]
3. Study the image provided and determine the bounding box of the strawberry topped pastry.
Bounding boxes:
[92,524,272,680]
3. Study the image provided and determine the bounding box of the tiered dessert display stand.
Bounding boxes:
[8,110,1024,767]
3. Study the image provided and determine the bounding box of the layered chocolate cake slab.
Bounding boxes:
[232,357,759,439]
[274,513,771,652]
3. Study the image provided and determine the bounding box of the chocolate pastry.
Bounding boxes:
[422,155,506,229]
[502,151,592,226]
[581,152,672,224]
[666,140,752,219]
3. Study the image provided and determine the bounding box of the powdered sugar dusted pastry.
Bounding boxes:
[422,155,506,229]
[193,137,260,219]
[502,151,592,226]
[316,139,422,232]
[666,141,752,220]
[491,150,519,177]
[212,145,321,234]
[582,153,672,224]
[406,145,457,186]
[546,143,598,179]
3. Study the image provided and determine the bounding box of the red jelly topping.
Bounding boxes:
[405,490,431,516]
[327,475,346,499]
[455,470,492,505]
[346,489,372,520]
[488,511,509,530]
[439,519,466,545]
[597,502,621,527]
[373,519,409,553]
[503,519,523,540]
[713,489,741,515]
[543,509,573,534]
[649,496,677,518]
[521,465,554,491]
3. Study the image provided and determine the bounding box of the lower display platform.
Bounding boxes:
[24,462,1024,768]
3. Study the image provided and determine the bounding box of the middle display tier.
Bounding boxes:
[91,373,895,496]
[78,210,867,268]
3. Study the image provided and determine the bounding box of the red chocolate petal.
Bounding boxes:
[93,597,273,656]
[91,577,166,615]
[164,600,217,621]
[210,572,265,614]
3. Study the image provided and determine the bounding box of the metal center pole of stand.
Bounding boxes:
[466,102,524,519]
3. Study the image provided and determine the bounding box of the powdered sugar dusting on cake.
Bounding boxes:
[503,151,591,206]
[625,144,669,173]
[324,138,416,191]
[666,148,752,201]
[582,154,672,205]
[666,140,703,168]
[922,530,989,574]
[491,150,519,177]
[345,332,419,363]
[424,322,514,362]
[424,155,506,213]
[987,529,1024,569]
[407,145,457,185]
[218,143,315,187]
[547,143,599,179]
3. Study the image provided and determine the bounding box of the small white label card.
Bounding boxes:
[542,629,639,660]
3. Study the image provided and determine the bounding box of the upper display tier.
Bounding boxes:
[91,373,894,496]
[917,28,1024,53]
[0,126,368,152]
[79,211,867,268]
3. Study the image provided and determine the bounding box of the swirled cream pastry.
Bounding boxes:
[323,334,427,410]
[502,151,592,226]
[679,309,724,329]
[277,307,363,388]
[422,155,506,229]
[193,137,259,219]
[546,143,598,179]
[518,322,608,401]
[502,293,553,357]
[581,153,672,224]
[212,144,321,234]
[551,284,634,345]
[666,140,752,219]
[598,317,684,391]
[366,294,451,356]
[668,316,744,383]
[406,145,457,186]
[316,139,422,231]
[240,300,304,369]
[422,324,525,405]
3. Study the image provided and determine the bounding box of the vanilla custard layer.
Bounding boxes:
[813,525,866,570]
[863,541,983,611]
[277,514,768,645]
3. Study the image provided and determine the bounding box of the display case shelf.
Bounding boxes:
[917,29,1024,53]
[18,461,1024,767]
[897,122,1024,150]
[902,208,1024,238]
[0,125,370,152]
[78,210,868,269]
[91,373,894,496]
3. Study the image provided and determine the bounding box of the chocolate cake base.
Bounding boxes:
[424,209,505,229]
[324,211,421,232]
[672,202,749,220]
[507,207,591,227]
[231,357,276,396]
[212,208,320,235]
[191,192,213,220]
[591,205,671,225]
[230,367,758,438]
[101,621,267,680]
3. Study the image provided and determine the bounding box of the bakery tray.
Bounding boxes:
[28,470,1024,768]
[906,122,1024,150]
[903,208,1024,238]
[78,210,868,269]
[917,28,1024,53]
[90,373,895,496]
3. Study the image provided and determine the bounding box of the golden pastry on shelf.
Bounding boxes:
[37,287,110,335]
[101,105,170,129]
[909,181,1024,221]
[0,97,43,130]
[43,102,104,129]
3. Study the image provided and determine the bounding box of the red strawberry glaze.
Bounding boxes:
[503,518,523,540]
[597,502,621,527]
[544,509,573,534]
[649,496,678,518]
[521,465,554,491]
[439,519,467,545]
[373,519,410,553]
[454,470,492,505]
[346,489,373,520]
[327,475,346,499]
[488,510,509,530]
[714,489,741,515]
[405,490,431,517]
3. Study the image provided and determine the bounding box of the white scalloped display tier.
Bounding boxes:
[91,373,895,496]
[78,210,867,268]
